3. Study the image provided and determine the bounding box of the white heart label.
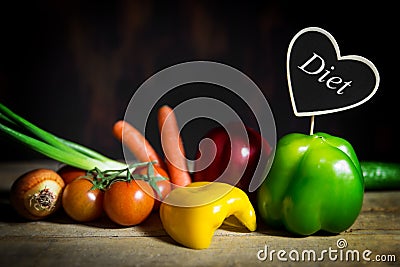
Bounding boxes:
[287,27,380,117]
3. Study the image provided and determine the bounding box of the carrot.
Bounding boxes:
[112,120,167,170]
[157,105,192,187]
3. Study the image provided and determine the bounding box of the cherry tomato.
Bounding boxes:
[62,178,104,222]
[135,164,171,210]
[103,180,154,226]
[153,179,171,210]
[57,165,87,184]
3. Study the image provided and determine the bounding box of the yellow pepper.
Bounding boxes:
[159,182,257,249]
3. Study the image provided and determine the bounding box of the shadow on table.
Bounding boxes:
[0,189,22,223]
[1,188,338,244]
[0,188,123,228]
[219,215,339,238]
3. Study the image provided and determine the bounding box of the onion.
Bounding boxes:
[10,168,65,220]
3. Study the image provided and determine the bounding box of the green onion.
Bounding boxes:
[0,103,127,172]
[0,102,168,195]
[0,103,80,156]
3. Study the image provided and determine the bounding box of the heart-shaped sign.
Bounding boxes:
[287,27,380,117]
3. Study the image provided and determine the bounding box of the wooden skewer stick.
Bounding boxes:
[310,115,315,135]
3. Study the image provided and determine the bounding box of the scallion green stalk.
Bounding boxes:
[0,103,168,195]
[0,103,129,172]
[0,103,81,156]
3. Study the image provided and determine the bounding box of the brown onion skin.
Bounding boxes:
[10,168,65,220]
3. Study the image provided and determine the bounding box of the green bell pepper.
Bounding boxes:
[257,132,364,235]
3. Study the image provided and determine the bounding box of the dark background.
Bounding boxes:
[0,1,397,162]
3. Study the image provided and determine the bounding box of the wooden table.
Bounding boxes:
[0,160,399,266]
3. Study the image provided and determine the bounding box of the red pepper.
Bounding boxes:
[192,124,272,194]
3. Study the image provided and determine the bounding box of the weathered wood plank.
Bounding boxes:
[0,161,399,266]
[0,234,399,266]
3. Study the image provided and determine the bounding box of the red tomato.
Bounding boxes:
[135,164,171,210]
[57,165,87,184]
[103,180,154,226]
[62,178,104,222]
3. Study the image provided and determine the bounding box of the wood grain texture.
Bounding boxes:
[0,161,399,266]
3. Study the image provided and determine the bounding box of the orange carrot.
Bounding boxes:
[112,120,167,170]
[157,105,192,187]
